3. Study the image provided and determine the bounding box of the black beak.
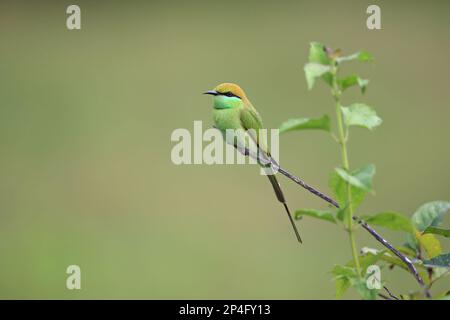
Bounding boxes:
[203,90,218,96]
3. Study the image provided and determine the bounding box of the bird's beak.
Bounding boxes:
[203,90,218,96]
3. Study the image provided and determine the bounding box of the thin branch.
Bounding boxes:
[353,216,431,298]
[383,286,400,300]
[238,146,432,299]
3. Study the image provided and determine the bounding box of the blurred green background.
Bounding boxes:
[0,0,449,299]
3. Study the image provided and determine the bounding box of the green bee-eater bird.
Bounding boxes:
[204,82,303,243]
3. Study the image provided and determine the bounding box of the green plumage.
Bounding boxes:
[205,83,302,243]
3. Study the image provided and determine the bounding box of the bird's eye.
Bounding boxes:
[224,92,239,98]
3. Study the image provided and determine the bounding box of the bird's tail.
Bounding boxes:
[269,157,339,209]
[267,174,303,244]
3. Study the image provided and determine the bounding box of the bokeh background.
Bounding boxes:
[0,0,449,299]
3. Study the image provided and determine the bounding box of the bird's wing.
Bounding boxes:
[239,106,269,155]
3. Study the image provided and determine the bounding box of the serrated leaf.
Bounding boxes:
[295,209,336,223]
[338,75,369,94]
[365,212,414,233]
[416,232,442,259]
[423,253,450,268]
[335,164,375,192]
[341,103,382,130]
[279,115,330,134]
[423,226,450,238]
[304,63,331,90]
[411,201,450,232]
[308,42,331,65]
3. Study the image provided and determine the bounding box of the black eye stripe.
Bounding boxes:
[221,92,241,99]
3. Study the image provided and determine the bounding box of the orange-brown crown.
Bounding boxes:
[214,83,248,100]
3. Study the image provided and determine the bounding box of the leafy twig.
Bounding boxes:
[236,145,432,299]
[353,216,431,298]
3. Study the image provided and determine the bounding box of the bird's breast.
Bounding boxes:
[212,108,241,131]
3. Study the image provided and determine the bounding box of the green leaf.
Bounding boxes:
[332,264,380,299]
[346,251,384,274]
[432,266,450,280]
[332,265,357,278]
[423,253,450,268]
[339,256,382,300]
[331,265,357,298]
[411,201,450,232]
[358,51,374,62]
[336,51,374,63]
[397,246,418,257]
[306,43,333,89]
[404,233,420,253]
[341,103,382,130]
[308,42,331,65]
[351,278,379,300]
[365,212,414,233]
[295,209,336,224]
[379,253,408,270]
[279,115,330,134]
[335,278,351,299]
[338,75,369,94]
[437,292,450,300]
[423,226,450,238]
[329,172,366,221]
[321,73,333,86]
[329,171,367,207]
[335,164,375,192]
[416,232,442,259]
[304,63,331,90]
[336,206,349,222]
[378,252,430,284]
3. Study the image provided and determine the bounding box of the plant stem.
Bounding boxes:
[330,60,362,277]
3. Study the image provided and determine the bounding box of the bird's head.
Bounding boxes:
[203,83,248,109]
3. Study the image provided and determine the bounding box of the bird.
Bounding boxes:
[204,82,303,243]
